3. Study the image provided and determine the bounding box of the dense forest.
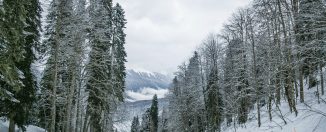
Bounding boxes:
[132,0,326,132]
[1,0,326,132]
[0,0,127,132]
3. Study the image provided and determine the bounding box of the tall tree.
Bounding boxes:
[0,0,26,100]
[150,94,158,132]
[167,76,183,131]
[84,0,123,131]
[0,0,40,132]
[206,67,223,131]
[73,0,88,131]
[111,3,127,100]
[296,0,326,102]
[200,34,224,131]
[140,108,151,132]
[39,0,75,131]
[131,116,140,132]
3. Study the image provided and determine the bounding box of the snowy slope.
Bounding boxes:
[224,84,326,132]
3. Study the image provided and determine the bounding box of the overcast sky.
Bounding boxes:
[114,0,251,74]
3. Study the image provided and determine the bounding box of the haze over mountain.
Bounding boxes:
[114,69,172,131]
[125,69,172,101]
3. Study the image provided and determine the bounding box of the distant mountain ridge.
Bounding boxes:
[124,69,172,101]
[126,69,171,91]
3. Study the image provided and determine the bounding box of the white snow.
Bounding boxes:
[0,120,45,132]
[224,84,326,132]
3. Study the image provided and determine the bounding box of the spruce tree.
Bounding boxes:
[85,0,115,131]
[297,0,325,86]
[150,94,158,132]
[112,3,127,101]
[0,0,40,131]
[206,67,223,131]
[184,51,205,131]
[131,116,140,132]
[167,76,183,131]
[39,0,75,131]
[0,0,26,99]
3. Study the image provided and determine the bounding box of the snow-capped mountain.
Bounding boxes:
[114,69,171,131]
[126,69,171,91]
[125,69,172,101]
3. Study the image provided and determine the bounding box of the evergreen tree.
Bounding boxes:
[131,116,140,132]
[167,76,183,131]
[159,107,169,132]
[182,52,205,131]
[206,67,223,131]
[140,108,151,132]
[38,5,59,126]
[223,39,238,126]
[150,94,158,132]
[111,3,127,101]
[224,38,250,125]
[297,0,326,94]
[0,0,40,131]
[297,0,324,87]
[0,0,26,99]
[39,0,75,131]
[85,0,117,131]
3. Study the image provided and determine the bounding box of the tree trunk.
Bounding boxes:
[299,67,304,102]
[317,82,320,104]
[284,70,294,112]
[65,68,76,132]
[9,113,15,132]
[248,15,261,127]
[320,65,324,95]
[309,74,314,89]
[50,29,59,132]
[83,114,90,132]
[276,74,281,105]
[277,0,297,116]
[294,74,298,98]
[268,95,272,121]
[257,101,261,127]
[75,76,82,132]
[50,0,63,131]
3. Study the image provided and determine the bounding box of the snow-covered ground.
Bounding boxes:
[0,120,45,132]
[224,84,326,132]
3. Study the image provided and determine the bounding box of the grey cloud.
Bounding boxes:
[114,0,251,73]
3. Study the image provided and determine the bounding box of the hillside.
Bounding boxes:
[223,83,326,132]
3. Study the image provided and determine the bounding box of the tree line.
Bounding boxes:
[0,0,127,132]
[131,95,159,132]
